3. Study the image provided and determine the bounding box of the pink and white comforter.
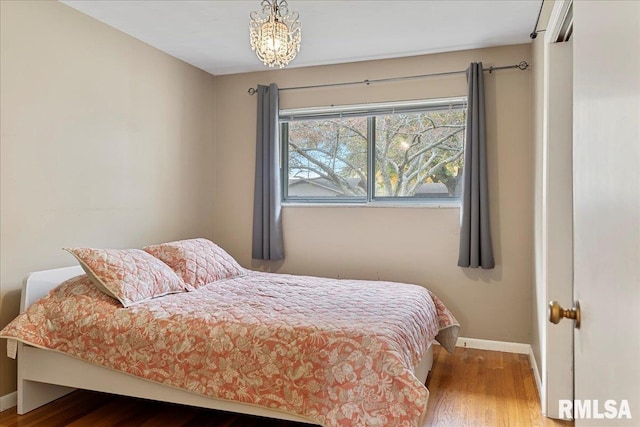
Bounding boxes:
[1,271,459,427]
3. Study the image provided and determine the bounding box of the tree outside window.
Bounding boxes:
[282,99,466,203]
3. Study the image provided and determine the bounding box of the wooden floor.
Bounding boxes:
[424,347,572,427]
[0,346,574,427]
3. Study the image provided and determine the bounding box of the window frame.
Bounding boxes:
[280,97,467,205]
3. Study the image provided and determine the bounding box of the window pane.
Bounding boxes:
[286,117,368,199]
[374,109,465,199]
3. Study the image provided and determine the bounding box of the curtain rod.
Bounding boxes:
[247,60,529,95]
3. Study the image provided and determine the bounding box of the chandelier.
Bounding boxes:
[249,0,301,68]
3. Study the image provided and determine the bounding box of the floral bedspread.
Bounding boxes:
[1,271,459,427]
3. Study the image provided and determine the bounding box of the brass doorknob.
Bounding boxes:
[549,300,581,328]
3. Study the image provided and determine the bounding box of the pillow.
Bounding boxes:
[143,238,245,290]
[64,248,187,307]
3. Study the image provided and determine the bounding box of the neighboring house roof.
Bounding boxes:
[415,182,449,195]
[289,178,454,197]
[289,177,347,195]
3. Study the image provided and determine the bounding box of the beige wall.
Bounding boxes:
[214,44,534,345]
[0,1,536,400]
[0,1,216,395]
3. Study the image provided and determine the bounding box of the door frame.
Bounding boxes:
[540,0,574,418]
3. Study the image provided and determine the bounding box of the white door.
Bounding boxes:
[573,1,640,425]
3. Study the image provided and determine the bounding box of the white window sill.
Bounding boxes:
[281,201,461,209]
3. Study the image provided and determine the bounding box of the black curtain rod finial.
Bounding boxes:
[530,0,544,40]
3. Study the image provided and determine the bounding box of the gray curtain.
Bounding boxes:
[458,63,495,269]
[252,83,284,260]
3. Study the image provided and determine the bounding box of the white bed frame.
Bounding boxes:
[14,266,433,423]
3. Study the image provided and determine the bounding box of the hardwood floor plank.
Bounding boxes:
[0,391,115,427]
[65,399,144,426]
[0,347,574,427]
[137,404,201,427]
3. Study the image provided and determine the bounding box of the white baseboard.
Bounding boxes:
[455,336,531,354]
[0,391,17,412]
[528,346,543,399]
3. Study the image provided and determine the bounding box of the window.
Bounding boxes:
[281,98,466,204]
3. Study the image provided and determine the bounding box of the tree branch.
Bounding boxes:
[406,128,464,164]
[289,142,366,196]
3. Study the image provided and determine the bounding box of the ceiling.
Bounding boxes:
[60,0,541,76]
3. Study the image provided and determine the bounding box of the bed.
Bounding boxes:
[1,243,459,427]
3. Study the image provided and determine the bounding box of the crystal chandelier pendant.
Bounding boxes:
[249,0,301,68]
